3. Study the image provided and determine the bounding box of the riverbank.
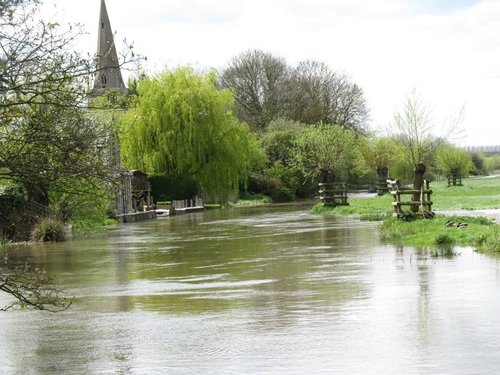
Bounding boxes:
[311,176,500,253]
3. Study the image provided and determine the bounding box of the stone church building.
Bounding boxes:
[93,0,152,217]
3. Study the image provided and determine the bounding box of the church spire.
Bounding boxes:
[93,0,126,94]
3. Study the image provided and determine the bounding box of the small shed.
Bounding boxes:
[131,170,153,211]
[116,169,133,215]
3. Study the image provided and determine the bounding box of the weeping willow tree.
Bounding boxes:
[119,68,258,203]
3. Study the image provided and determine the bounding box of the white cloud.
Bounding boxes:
[40,0,500,146]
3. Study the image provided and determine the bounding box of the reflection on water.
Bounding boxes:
[1,202,500,374]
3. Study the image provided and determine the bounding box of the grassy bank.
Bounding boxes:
[312,176,500,253]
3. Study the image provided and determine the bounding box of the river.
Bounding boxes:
[1,202,500,374]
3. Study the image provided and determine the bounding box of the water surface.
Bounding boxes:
[1,203,500,374]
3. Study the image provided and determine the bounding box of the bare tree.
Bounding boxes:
[220,53,369,133]
[0,255,72,312]
[0,0,137,111]
[219,49,290,131]
[287,60,369,133]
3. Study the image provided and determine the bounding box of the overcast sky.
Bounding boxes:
[41,0,500,146]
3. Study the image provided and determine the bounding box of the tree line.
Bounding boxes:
[219,50,368,133]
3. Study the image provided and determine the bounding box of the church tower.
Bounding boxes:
[93,0,126,94]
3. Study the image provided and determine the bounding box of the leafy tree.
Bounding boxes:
[0,0,139,309]
[483,154,500,174]
[257,120,307,201]
[358,136,398,194]
[1,104,115,206]
[0,0,139,206]
[470,152,486,175]
[120,68,259,203]
[292,124,359,183]
[260,130,299,166]
[436,144,473,177]
[48,178,114,231]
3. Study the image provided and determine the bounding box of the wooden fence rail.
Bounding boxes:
[318,182,348,206]
[389,179,433,217]
[447,173,462,187]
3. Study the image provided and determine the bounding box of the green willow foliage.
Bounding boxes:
[120,68,258,202]
[292,124,359,182]
[436,144,473,176]
[358,136,398,174]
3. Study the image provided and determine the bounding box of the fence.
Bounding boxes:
[447,173,462,187]
[318,182,348,206]
[390,179,433,217]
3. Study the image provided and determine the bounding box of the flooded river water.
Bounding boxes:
[1,202,500,374]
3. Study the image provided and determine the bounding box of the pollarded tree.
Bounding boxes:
[120,68,259,203]
[391,91,463,210]
[358,136,398,194]
[436,144,473,180]
[292,124,359,184]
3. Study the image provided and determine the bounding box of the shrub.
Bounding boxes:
[49,179,115,233]
[31,218,66,242]
[0,234,10,246]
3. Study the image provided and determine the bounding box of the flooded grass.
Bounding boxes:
[311,176,500,253]
[231,193,272,207]
[379,215,497,252]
